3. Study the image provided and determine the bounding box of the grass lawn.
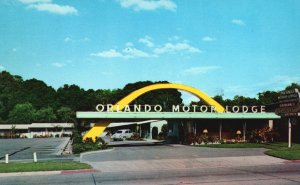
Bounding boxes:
[197,142,300,160]
[0,161,92,173]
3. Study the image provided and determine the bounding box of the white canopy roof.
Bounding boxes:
[0,123,74,130]
[107,120,159,128]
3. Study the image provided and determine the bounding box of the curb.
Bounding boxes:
[284,160,300,163]
[80,148,115,162]
[0,169,98,177]
[0,170,61,177]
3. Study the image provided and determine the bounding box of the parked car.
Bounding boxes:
[111,129,133,141]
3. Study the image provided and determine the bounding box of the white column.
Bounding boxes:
[139,125,142,137]
[288,118,292,148]
[187,121,192,133]
[243,122,246,141]
[5,154,9,164]
[219,122,222,140]
[268,120,274,130]
[33,152,37,162]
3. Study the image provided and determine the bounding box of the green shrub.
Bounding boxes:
[247,127,280,143]
[72,131,108,154]
[201,135,209,144]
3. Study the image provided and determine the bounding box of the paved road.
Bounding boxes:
[1,163,300,185]
[0,138,71,161]
[1,145,300,184]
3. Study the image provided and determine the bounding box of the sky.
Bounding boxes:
[0,0,300,103]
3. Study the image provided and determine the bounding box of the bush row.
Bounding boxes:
[72,132,108,154]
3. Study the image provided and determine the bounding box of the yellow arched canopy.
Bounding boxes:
[112,83,225,113]
[83,83,225,141]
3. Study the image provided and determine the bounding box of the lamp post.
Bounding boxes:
[202,129,208,144]
[236,130,241,141]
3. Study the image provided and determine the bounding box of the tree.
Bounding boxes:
[8,103,35,124]
[56,107,75,123]
[21,79,56,109]
[56,84,85,111]
[258,91,279,105]
[213,95,225,106]
[285,83,300,91]
[0,71,24,120]
[94,89,123,105]
[231,95,259,106]
[35,107,56,122]
[120,81,182,111]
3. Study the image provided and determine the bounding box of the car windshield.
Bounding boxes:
[116,131,123,133]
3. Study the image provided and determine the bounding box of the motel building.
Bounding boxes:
[77,83,296,143]
[0,123,74,138]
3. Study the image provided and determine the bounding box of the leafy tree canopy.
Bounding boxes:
[8,102,35,124]
[34,107,56,123]
[0,71,299,123]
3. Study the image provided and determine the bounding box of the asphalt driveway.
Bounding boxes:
[81,145,286,173]
[82,144,269,162]
[0,138,71,161]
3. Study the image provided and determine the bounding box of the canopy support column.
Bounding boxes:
[243,122,246,141]
[219,121,222,140]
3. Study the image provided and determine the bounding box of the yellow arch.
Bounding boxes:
[112,83,225,113]
[83,83,225,141]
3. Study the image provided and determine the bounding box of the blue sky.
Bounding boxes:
[1,0,300,103]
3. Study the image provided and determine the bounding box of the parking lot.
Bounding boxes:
[0,138,71,161]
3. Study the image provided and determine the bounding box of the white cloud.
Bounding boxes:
[223,75,300,99]
[225,85,251,98]
[91,49,123,58]
[28,3,78,15]
[51,62,65,68]
[0,65,5,71]
[126,42,134,47]
[183,66,220,75]
[64,37,72,42]
[117,0,176,11]
[139,36,154,47]
[202,36,216,42]
[64,37,89,42]
[19,0,51,4]
[91,47,151,59]
[256,75,300,88]
[91,37,201,60]
[154,42,201,54]
[168,35,180,41]
[231,19,246,26]
[122,47,150,58]
[271,75,300,84]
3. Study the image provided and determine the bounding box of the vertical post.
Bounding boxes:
[33,152,37,162]
[219,122,222,140]
[288,118,292,148]
[139,125,142,137]
[5,154,9,164]
[243,122,246,141]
